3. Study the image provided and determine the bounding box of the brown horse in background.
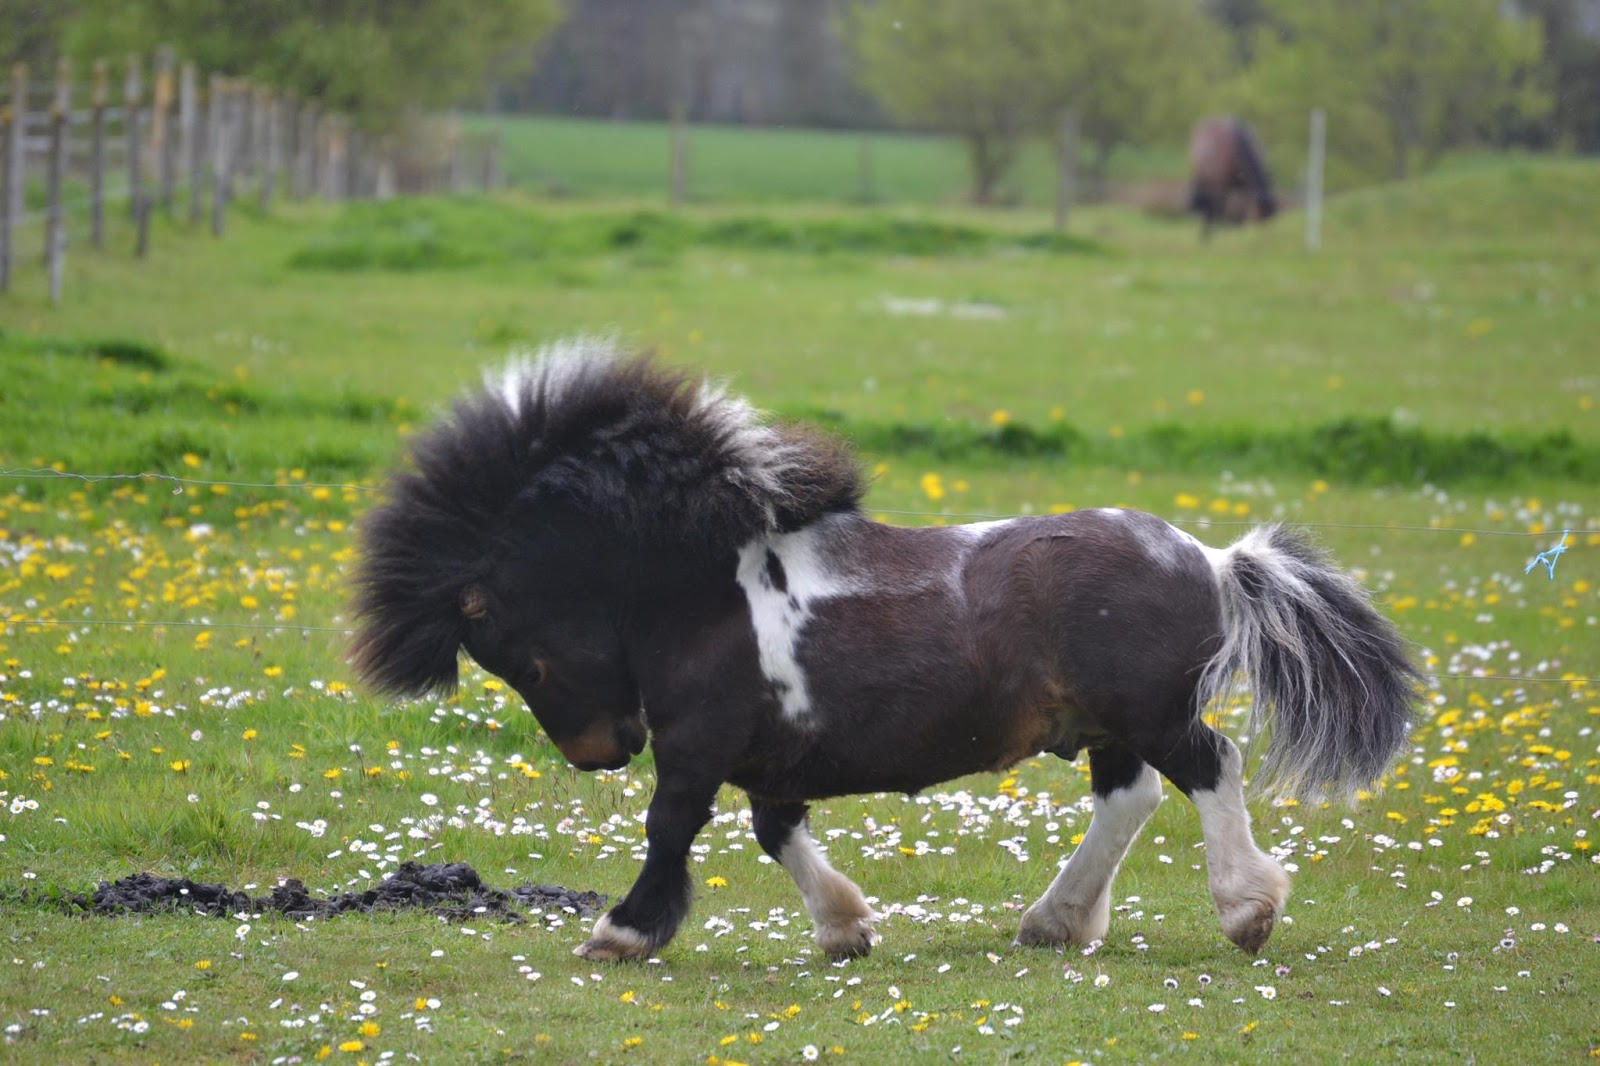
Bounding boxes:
[1188,117,1277,239]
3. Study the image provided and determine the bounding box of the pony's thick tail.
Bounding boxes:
[1197,525,1421,800]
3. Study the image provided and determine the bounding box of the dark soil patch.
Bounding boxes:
[64,861,605,924]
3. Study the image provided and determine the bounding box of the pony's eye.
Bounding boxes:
[529,659,548,686]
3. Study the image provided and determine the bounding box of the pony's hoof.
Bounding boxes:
[1015,901,1107,948]
[573,915,653,961]
[1220,901,1280,955]
[817,919,876,961]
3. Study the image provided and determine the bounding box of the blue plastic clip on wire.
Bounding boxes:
[1524,530,1570,580]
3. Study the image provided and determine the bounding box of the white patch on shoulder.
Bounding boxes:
[736,519,863,719]
[1129,516,1210,570]
[952,518,1015,541]
[1095,507,1125,519]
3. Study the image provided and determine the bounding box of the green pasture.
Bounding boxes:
[474,115,1188,208]
[1,157,1596,1064]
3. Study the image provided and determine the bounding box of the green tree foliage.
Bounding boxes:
[1,3,78,69]
[1229,0,1548,185]
[1519,0,1600,151]
[60,0,563,124]
[1033,0,1228,195]
[850,0,1053,203]
[850,0,1225,204]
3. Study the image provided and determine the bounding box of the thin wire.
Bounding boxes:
[0,616,1589,684]
[0,468,366,491]
[1430,672,1591,685]
[3,470,1588,541]
[2,616,350,634]
[875,507,1573,538]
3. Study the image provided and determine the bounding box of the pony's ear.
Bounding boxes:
[461,585,489,620]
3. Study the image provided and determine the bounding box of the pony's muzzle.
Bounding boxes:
[558,714,647,772]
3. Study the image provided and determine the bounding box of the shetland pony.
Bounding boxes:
[350,341,1417,962]
[1189,116,1279,239]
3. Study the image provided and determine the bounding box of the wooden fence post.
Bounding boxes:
[348,125,365,199]
[1305,107,1326,253]
[301,103,320,199]
[260,90,278,210]
[209,73,227,236]
[181,62,201,224]
[153,45,175,209]
[376,135,396,199]
[90,60,108,248]
[448,119,465,194]
[46,58,71,302]
[856,136,874,203]
[234,80,253,190]
[125,54,144,221]
[1054,109,1079,232]
[0,63,25,292]
[326,114,345,199]
[669,100,688,207]
[279,92,297,199]
[483,132,501,192]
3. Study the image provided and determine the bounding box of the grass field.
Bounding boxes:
[474,115,1188,208]
[1,155,1597,1064]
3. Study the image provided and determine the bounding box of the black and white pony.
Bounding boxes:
[351,340,1418,962]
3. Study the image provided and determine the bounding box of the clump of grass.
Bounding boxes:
[0,333,403,485]
[0,330,171,370]
[286,198,1106,273]
[796,409,1600,485]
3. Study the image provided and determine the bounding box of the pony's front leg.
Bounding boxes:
[751,799,877,960]
[575,778,718,961]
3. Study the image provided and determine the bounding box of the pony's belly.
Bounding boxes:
[734,696,1088,802]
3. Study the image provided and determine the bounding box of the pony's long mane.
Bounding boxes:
[349,337,864,696]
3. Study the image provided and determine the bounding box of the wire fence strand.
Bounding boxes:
[1,466,1591,684]
[3,467,1592,542]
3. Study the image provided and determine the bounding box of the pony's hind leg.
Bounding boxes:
[1016,746,1162,948]
[1146,726,1291,954]
[752,799,876,960]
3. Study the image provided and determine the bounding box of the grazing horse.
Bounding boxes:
[1188,117,1278,239]
[350,340,1418,962]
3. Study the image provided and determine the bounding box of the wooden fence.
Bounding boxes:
[0,50,502,304]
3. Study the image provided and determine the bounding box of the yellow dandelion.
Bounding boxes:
[706,876,728,888]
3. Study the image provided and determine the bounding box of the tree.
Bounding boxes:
[1518,0,1600,151]
[1229,0,1548,184]
[850,0,1056,203]
[1033,0,1228,197]
[2,4,74,69]
[849,0,1226,205]
[60,0,563,125]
